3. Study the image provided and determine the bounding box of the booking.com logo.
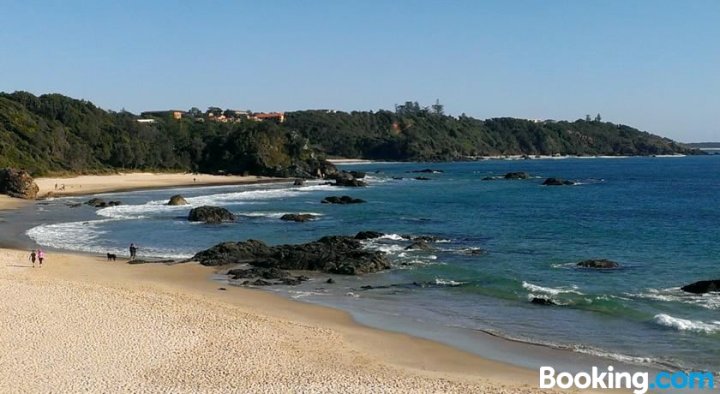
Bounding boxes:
[540,366,715,393]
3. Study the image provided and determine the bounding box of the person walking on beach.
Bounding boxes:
[29,249,37,268]
[129,243,137,260]
[37,249,45,267]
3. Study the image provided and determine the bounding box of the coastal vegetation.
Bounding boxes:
[0,92,700,177]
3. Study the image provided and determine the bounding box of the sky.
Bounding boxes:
[1,1,718,142]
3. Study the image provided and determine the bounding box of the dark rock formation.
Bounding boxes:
[392,177,404,180]
[321,196,366,204]
[188,206,236,223]
[464,248,487,256]
[405,240,433,251]
[354,231,384,240]
[414,176,431,181]
[127,259,176,265]
[681,280,720,294]
[293,179,306,186]
[349,171,366,179]
[168,195,188,205]
[326,278,335,284]
[481,176,496,181]
[531,297,556,306]
[543,178,575,186]
[193,235,390,275]
[576,259,620,269]
[108,201,122,206]
[86,198,107,208]
[280,213,316,222]
[0,168,39,199]
[504,172,530,180]
[331,171,367,187]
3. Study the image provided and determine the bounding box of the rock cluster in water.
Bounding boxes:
[681,279,720,294]
[168,194,188,205]
[543,177,575,186]
[329,171,367,187]
[504,172,530,180]
[576,259,620,269]
[280,213,316,222]
[192,232,391,275]
[86,198,122,208]
[188,206,236,223]
[321,196,365,204]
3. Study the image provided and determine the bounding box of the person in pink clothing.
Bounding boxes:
[37,249,45,267]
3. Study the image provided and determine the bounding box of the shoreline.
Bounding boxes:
[0,172,636,392]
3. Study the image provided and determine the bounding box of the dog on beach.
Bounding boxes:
[106,253,117,261]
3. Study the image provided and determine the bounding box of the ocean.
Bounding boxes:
[16,155,720,373]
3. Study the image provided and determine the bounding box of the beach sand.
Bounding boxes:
[35,172,287,199]
[0,175,576,393]
[0,248,556,393]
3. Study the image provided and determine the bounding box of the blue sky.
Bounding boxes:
[1,1,718,142]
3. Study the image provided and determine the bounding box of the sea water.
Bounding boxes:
[20,156,720,372]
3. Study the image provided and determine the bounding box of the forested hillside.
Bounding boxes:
[0,92,700,176]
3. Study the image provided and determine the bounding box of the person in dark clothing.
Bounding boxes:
[129,243,137,260]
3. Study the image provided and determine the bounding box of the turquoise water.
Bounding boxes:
[24,156,720,371]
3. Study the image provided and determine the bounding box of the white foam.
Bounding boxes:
[653,314,720,334]
[378,233,406,241]
[522,281,582,296]
[628,288,720,310]
[26,220,194,259]
[434,278,465,287]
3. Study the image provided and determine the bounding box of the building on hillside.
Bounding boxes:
[141,110,187,120]
[251,112,285,123]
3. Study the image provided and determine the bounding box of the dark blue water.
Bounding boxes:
[25,156,720,372]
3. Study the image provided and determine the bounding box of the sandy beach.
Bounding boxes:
[0,175,568,393]
[35,172,287,199]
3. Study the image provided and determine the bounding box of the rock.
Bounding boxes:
[66,202,82,208]
[465,248,487,255]
[188,206,236,223]
[228,267,289,280]
[392,177,404,180]
[168,194,188,205]
[251,279,273,286]
[326,278,335,284]
[0,168,39,199]
[576,259,620,269]
[354,231,384,240]
[293,179,306,186]
[681,280,720,294]
[193,235,391,275]
[531,297,556,305]
[414,177,431,181]
[405,240,433,251]
[218,287,227,291]
[127,259,176,265]
[86,198,106,207]
[543,178,575,186]
[504,172,530,180]
[408,169,444,174]
[412,235,442,242]
[330,171,368,187]
[321,196,366,204]
[349,171,366,179]
[108,201,122,206]
[280,213,316,222]
[481,176,496,181]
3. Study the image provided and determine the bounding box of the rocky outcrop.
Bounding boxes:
[414,177,431,181]
[504,172,530,180]
[681,280,720,294]
[405,240,433,251]
[354,231,384,240]
[330,171,367,187]
[543,178,575,186]
[85,198,121,208]
[531,297,556,306]
[321,196,366,204]
[349,171,366,179]
[168,195,188,205]
[0,168,39,199]
[293,179,306,186]
[192,233,391,275]
[280,213,316,222]
[576,259,620,269]
[188,206,236,223]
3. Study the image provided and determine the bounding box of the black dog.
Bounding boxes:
[106,253,117,261]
